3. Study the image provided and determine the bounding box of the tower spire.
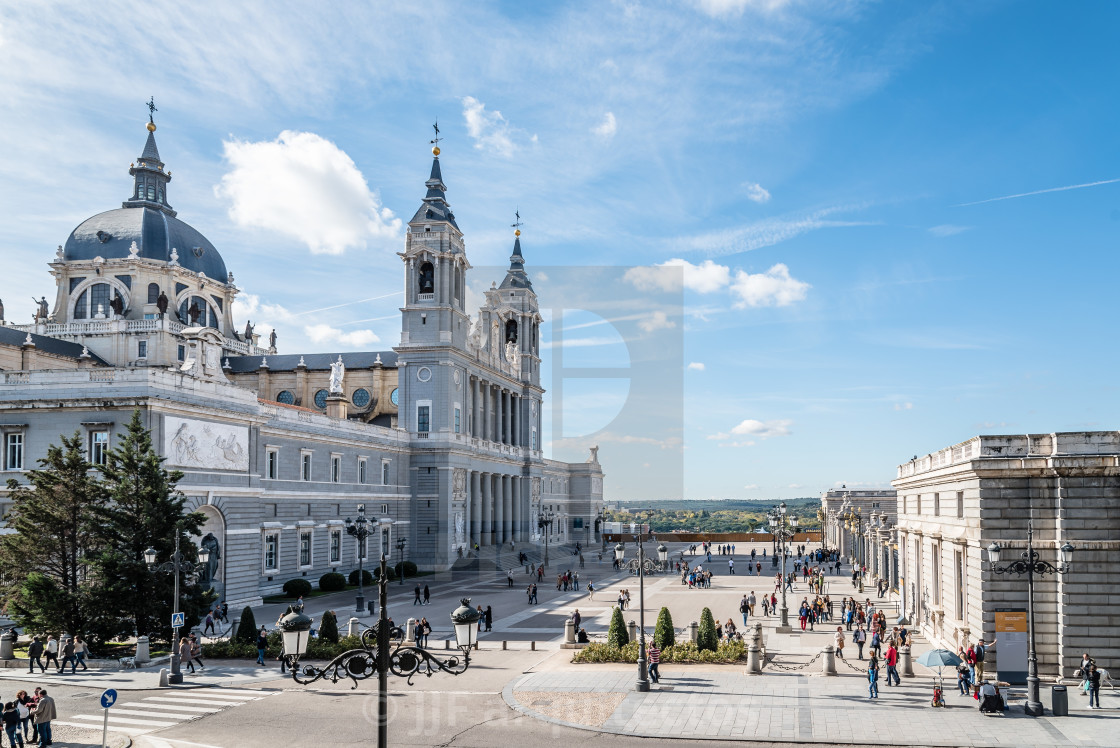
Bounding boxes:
[500,211,532,290]
[410,123,457,228]
[124,98,175,216]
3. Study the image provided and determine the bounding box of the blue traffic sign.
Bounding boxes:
[100,689,117,709]
[171,612,185,628]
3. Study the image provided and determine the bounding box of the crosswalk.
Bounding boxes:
[54,686,278,737]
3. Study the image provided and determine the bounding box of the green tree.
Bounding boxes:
[236,606,258,643]
[697,607,718,652]
[654,606,675,650]
[607,606,629,648]
[319,610,339,643]
[0,432,107,638]
[92,410,209,644]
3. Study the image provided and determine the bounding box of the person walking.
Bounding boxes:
[587,581,595,601]
[256,626,268,666]
[3,701,25,748]
[834,627,845,659]
[853,625,867,660]
[73,636,89,671]
[189,634,204,670]
[728,558,735,575]
[31,689,55,747]
[204,612,216,635]
[26,638,44,674]
[413,584,422,605]
[740,596,750,626]
[885,642,901,686]
[179,637,195,674]
[58,638,76,674]
[484,605,493,632]
[648,642,661,682]
[867,659,880,699]
[42,637,58,672]
[1088,663,1102,709]
[423,585,431,605]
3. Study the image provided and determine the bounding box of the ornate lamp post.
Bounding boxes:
[987,522,1074,716]
[768,502,798,632]
[614,512,654,693]
[345,505,372,613]
[144,534,210,685]
[283,554,480,748]
[537,510,555,569]
[395,536,408,585]
[657,543,668,572]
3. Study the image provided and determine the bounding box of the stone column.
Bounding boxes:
[494,474,505,545]
[512,394,519,447]
[503,390,512,445]
[470,471,481,546]
[481,473,493,546]
[502,474,513,543]
[512,477,522,542]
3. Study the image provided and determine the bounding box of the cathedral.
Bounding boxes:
[0,114,605,607]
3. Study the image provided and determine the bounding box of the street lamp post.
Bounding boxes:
[345,505,373,614]
[768,502,798,632]
[282,553,480,748]
[144,532,210,685]
[395,537,408,585]
[614,510,654,692]
[988,521,1074,716]
[537,510,555,569]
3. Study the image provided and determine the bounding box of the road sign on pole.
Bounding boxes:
[100,688,117,748]
[172,611,185,628]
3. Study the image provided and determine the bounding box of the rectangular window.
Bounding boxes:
[531,428,537,450]
[358,458,367,484]
[932,544,941,606]
[417,405,430,433]
[301,452,312,482]
[331,454,341,483]
[956,491,964,519]
[933,492,940,516]
[330,530,341,563]
[177,344,185,362]
[4,433,23,471]
[380,503,388,515]
[300,531,312,566]
[454,405,461,434]
[89,430,109,466]
[955,549,965,620]
[137,340,148,359]
[264,534,278,570]
[381,527,390,558]
[915,494,922,515]
[382,460,391,486]
[266,448,279,480]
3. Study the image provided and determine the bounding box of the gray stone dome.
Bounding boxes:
[63,206,228,282]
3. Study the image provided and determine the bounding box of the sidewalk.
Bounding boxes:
[0,662,287,691]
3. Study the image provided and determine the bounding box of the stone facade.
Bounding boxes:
[0,120,605,608]
[820,488,898,587]
[892,432,1120,680]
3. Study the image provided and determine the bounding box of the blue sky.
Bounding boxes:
[1,1,1118,500]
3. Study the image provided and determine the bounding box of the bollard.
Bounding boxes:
[232,618,240,638]
[747,643,761,674]
[821,644,837,676]
[564,620,576,644]
[627,620,638,642]
[502,641,508,650]
[689,621,699,643]
[0,631,14,660]
[347,617,362,638]
[135,635,151,665]
[158,668,169,688]
[444,639,450,650]
[753,622,763,648]
[531,641,536,651]
[899,645,913,677]
[405,618,417,643]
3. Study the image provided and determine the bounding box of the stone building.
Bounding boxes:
[0,116,604,607]
[892,432,1120,680]
[820,488,898,590]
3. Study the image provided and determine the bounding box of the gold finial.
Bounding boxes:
[514,229,520,237]
[147,121,157,132]
[432,146,440,156]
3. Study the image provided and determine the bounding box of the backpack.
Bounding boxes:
[975,645,985,663]
[740,600,748,613]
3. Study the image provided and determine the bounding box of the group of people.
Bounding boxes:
[556,570,580,591]
[25,636,89,675]
[1,688,56,746]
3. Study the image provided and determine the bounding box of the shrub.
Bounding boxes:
[319,572,347,592]
[319,610,339,643]
[235,606,257,643]
[697,607,718,652]
[654,607,675,650]
[349,569,376,586]
[394,560,418,579]
[282,578,313,598]
[571,640,746,664]
[607,606,629,648]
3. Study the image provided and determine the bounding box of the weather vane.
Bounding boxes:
[511,209,522,236]
[430,120,442,146]
[147,96,158,124]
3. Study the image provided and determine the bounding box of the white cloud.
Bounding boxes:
[731,418,792,438]
[461,96,516,157]
[687,362,706,371]
[639,310,675,332]
[743,484,759,491]
[743,182,771,203]
[304,323,380,348]
[696,0,791,16]
[592,112,617,138]
[624,258,731,294]
[894,402,914,411]
[928,224,971,237]
[730,263,809,308]
[216,131,401,255]
[673,205,875,259]
[788,483,803,489]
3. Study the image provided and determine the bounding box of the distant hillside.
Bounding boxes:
[605,496,822,533]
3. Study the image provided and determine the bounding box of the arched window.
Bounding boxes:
[73,290,88,320]
[147,184,156,201]
[147,283,160,304]
[277,391,295,405]
[178,296,218,328]
[418,262,434,294]
[89,283,110,318]
[505,319,518,344]
[158,187,165,203]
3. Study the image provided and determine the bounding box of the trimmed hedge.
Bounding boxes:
[654,607,675,650]
[572,640,746,664]
[203,633,365,661]
[235,606,257,643]
[698,607,718,652]
[607,607,629,648]
[349,569,376,586]
[282,578,313,598]
[319,572,347,592]
[394,560,418,579]
[319,610,339,643]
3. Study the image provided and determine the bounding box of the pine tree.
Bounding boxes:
[236,606,258,643]
[654,606,675,650]
[0,432,107,638]
[697,607,718,652]
[92,410,209,643]
[607,606,629,648]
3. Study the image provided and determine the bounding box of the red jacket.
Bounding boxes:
[885,646,898,666]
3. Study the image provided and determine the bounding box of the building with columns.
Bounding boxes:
[820,488,898,588]
[892,432,1120,680]
[0,116,604,607]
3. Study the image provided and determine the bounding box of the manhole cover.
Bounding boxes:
[70,692,95,698]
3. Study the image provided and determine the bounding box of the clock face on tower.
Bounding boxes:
[390,388,399,406]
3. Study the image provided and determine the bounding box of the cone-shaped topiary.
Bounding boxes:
[697,607,718,652]
[654,606,675,650]
[607,606,630,648]
[236,606,257,643]
[319,610,339,643]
